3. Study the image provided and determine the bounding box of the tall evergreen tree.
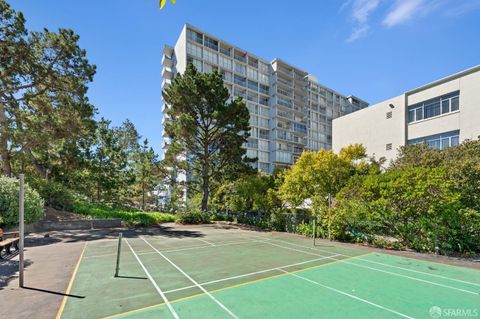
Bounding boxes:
[163,65,251,211]
[0,0,96,177]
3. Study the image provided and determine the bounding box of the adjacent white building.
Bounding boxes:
[333,65,480,163]
[161,24,368,174]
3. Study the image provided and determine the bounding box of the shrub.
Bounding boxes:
[0,176,44,227]
[29,179,76,211]
[71,202,175,226]
[175,210,210,224]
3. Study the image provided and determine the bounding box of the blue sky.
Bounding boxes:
[10,0,480,154]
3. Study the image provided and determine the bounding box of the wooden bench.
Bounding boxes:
[0,228,20,259]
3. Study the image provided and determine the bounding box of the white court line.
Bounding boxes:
[141,237,240,319]
[259,236,480,288]
[138,238,269,255]
[194,238,215,246]
[124,238,180,319]
[164,253,341,294]
[277,268,415,319]
[256,237,479,295]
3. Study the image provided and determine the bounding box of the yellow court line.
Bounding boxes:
[102,252,372,319]
[55,242,87,319]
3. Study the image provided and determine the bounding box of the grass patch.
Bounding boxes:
[72,203,175,226]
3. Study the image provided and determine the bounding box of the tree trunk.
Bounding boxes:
[24,147,47,178]
[0,101,12,176]
[201,154,209,212]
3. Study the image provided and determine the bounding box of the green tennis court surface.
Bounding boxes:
[57,224,480,319]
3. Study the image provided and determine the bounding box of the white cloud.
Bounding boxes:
[383,0,428,27]
[346,0,381,42]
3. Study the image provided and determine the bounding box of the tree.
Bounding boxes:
[279,145,373,229]
[0,0,96,177]
[133,138,160,210]
[163,64,251,211]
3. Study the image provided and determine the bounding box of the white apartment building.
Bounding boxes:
[333,65,480,163]
[161,24,368,175]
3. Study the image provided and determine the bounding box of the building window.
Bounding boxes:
[234,50,247,63]
[259,84,269,95]
[247,80,258,91]
[204,36,218,51]
[219,56,232,70]
[187,56,202,72]
[186,42,202,59]
[408,130,460,150]
[220,69,232,82]
[234,74,246,87]
[203,50,217,65]
[187,29,203,44]
[386,143,392,151]
[220,44,231,56]
[386,111,392,119]
[408,91,459,123]
[235,62,246,76]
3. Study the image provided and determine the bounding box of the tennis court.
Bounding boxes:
[56,224,480,319]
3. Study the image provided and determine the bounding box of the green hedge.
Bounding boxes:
[71,203,175,226]
[0,176,44,227]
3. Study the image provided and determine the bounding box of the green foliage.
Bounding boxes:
[175,209,211,225]
[163,64,252,211]
[333,167,476,253]
[71,202,174,226]
[28,178,76,211]
[0,175,44,227]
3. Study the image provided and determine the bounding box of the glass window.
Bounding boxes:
[220,69,232,82]
[408,91,459,123]
[258,73,269,85]
[235,62,246,75]
[234,74,246,87]
[220,44,231,56]
[259,62,269,74]
[204,36,218,51]
[259,84,269,95]
[259,129,269,139]
[259,96,269,106]
[258,140,269,151]
[187,56,202,72]
[219,56,232,70]
[451,96,459,111]
[186,42,202,58]
[408,130,460,150]
[247,80,258,91]
[441,99,450,114]
[258,151,269,162]
[203,50,217,64]
[187,29,203,44]
[247,67,258,80]
[234,50,246,63]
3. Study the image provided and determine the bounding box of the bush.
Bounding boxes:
[175,210,211,224]
[0,176,44,228]
[71,202,175,226]
[29,179,76,211]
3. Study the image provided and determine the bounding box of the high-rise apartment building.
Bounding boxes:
[161,24,368,174]
[333,65,480,163]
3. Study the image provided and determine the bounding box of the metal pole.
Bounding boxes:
[312,217,316,246]
[114,232,123,277]
[328,193,332,241]
[19,174,25,288]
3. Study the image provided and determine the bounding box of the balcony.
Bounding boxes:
[162,54,174,68]
[162,67,173,80]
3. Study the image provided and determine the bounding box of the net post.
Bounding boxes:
[19,174,25,288]
[114,232,123,277]
[312,217,316,246]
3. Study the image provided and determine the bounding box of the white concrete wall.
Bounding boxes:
[174,25,187,75]
[458,70,480,141]
[333,95,406,163]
